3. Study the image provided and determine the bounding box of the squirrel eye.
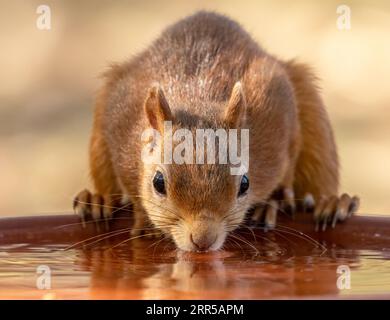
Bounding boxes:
[238,174,249,197]
[153,171,166,195]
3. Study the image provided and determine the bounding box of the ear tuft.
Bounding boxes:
[224,81,246,128]
[144,84,172,132]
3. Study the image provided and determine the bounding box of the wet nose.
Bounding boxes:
[190,233,216,251]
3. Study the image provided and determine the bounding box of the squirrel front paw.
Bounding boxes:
[312,193,360,231]
[73,189,120,228]
[249,186,298,230]
[248,188,360,232]
[249,200,278,231]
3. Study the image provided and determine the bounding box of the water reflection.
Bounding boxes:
[70,236,361,299]
[0,233,389,299]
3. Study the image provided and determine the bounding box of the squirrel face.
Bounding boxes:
[139,83,251,251]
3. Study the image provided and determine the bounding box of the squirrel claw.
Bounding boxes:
[250,200,278,231]
[313,193,360,231]
[73,189,119,230]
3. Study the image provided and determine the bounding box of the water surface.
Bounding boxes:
[1,230,389,299]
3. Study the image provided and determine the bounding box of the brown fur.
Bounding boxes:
[80,11,348,251]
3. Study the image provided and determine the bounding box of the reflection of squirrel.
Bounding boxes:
[74,11,359,252]
[72,242,358,299]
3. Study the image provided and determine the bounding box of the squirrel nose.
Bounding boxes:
[190,233,216,251]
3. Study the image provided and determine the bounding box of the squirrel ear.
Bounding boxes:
[144,84,172,132]
[224,81,246,128]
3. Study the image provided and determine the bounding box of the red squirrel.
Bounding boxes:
[74,11,359,252]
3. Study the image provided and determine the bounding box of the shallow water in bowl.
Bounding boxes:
[1,236,389,299]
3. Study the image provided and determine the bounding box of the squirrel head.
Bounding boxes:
[139,82,251,251]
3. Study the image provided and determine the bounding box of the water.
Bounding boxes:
[1,234,389,299]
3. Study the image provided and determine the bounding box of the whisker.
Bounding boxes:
[64,227,132,250]
[106,232,161,250]
[270,229,296,246]
[271,224,326,250]
[242,225,257,243]
[225,237,245,255]
[252,225,326,251]
[151,236,169,260]
[229,233,259,255]
[84,229,135,248]
[237,230,278,247]
[55,217,134,229]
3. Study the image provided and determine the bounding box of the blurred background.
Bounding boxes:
[0,0,389,217]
